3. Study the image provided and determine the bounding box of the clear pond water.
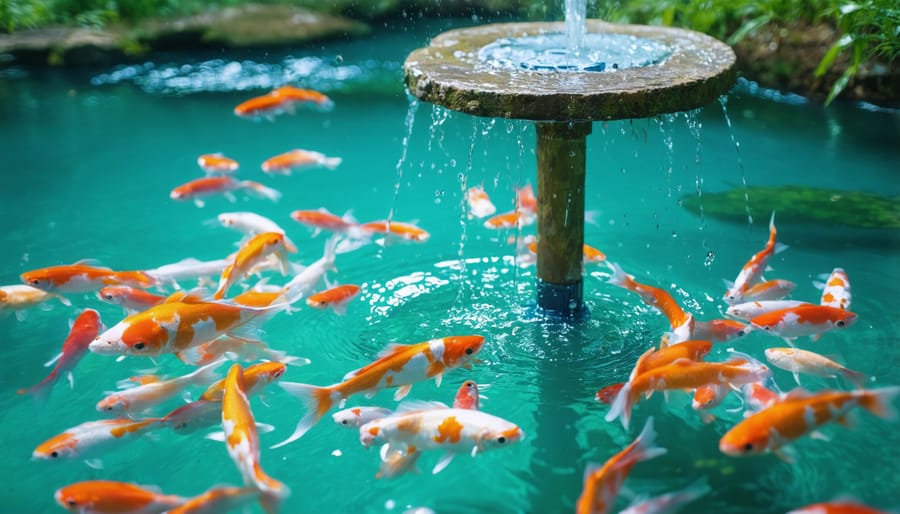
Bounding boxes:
[1,17,899,514]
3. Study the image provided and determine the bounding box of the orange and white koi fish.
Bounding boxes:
[359,402,524,474]
[144,257,230,290]
[34,417,164,461]
[201,361,288,401]
[218,212,298,253]
[54,480,185,514]
[815,268,852,310]
[165,485,261,514]
[98,286,165,314]
[595,383,625,404]
[290,209,366,241]
[276,335,485,447]
[787,500,890,514]
[726,300,810,321]
[628,340,713,381]
[89,293,289,357]
[220,365,289,510]
[163,400,222,434]
[234,86,332,119]
[214,232,296,300]
[618,479,709,514]
[261,149,342,175]
[96,360,223,415]
[719,387,899,458]
[692,383,731,411]
[516,184,537,214]
[576,417,667,514]
[466,186,497,219]
[484,210,535,229]
[742,382,781,412]
[518,236,606,264]
[306,284,360,315]
[272,86,334,110]
[724,212,788,304]
[750,304,857,341]
[452,380,481,410]
[170,176,281,208]
[359,220,430,242]
[22,262,156,294]
[607,262,694,343]
[607,356,771,428]
[376,445,423,479]
[18,309,101,404]
[738,279,796,303]
[764,348,866,387]
[176,336,305,367]
[197,153,239,175]
[332,406,394,428]
[0,284,70,320]
[691,318,751,343]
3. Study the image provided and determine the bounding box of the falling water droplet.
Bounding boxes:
[449,159,457,167]
[335,55,344,64]
[704,251,716,267]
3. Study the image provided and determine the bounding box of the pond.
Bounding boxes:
[1,16,898,514]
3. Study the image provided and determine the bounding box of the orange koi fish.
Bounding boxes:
[162,400,221,434]
[306,284,360,315]
[218,211,298,253]
[692,383,731,411]
[517,184,537,214]
[787,500,890,514]
[484,210,535,229]
[521,237,606,264]
[214,232,296,300]
[739,279,796,302]
[197,153,239,175]
[89,293,290,357]
[0,284,70,320]
[359,220,430,242]
[22,262,156,294]
[815,268,852,310]
[750,304,857,341]
[290,208,362,238]
[691,318,751,343]
[452,380,481,410]
[234,93,292,119]
[96,360,223,415]
[607,356,771,428]
[359,402,524,474]
[272,86,334,110]
[276,335,485,447]
[742,382,781,412]
[467,186,497,219]
[726,300,810,321]
[166,485,260,514]
[607,262,694,343]
[98,286,165,314]
[764,348,866,387]
[54,480,185,514]
[576,417,667,514]
[724,211,788,304]
[201,361,287,401]
[170,176,281,208]
[34,417,164,461]
[618,479,709,514]
[18,309,102,404]
[719,387,899,458]
[220,365,289,510]
[595,383,626,404]
[261,149,342,175]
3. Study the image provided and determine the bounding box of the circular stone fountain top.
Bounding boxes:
[404,20,736,121]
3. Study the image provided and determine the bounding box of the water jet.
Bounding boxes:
[404,18,736,317]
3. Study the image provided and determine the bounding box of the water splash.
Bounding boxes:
[564,0,587,55]
[387,94,419,225]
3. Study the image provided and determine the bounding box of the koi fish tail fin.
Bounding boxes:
[17,376,54,408]
[604,380,635,429]
[842,367,868,388]
[315,98,335,112]
[272,382,334,448]
[322,236,340,268]
[322,157,342,170]
[241,181,283,203]
[860,386,900,421]
[774,242,789,255]
[626,416,668,464]
[606,262,633,290]
[135,271,159,289]
[253,464,290,514]
[672,478,711,507]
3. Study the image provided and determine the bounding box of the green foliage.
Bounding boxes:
[605,0,898,104]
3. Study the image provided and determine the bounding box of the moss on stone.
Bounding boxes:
[681,186,900,229]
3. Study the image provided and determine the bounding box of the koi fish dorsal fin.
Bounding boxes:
[582,462,603,482]
[783,388,814,401]
[395,400,449,413]
[72,258,108,269]
[375,343,414,359]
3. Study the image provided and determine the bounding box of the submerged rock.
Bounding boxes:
[681,185,900,229]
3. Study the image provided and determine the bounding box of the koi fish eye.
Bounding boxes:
[50,451,59,458]
[465,348,473,355]
[133,342,146,350]
[31,279,40,286]
[341,419,349,425]
[104,294,114,300]
[66,500,77,507]
[743,442,754,452]
[763,326,771,331]
[836,320,845,327]
[105,406,114,411]
[465,382,474,388]
[497,436,507,444]
[272,370,283,379]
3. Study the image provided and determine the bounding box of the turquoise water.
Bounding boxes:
[2,18,899,514]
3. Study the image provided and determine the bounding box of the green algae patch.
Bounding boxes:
[682,186,900,229]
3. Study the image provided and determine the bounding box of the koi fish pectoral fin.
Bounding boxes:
[432,452,456,475]
[393,385,412,401]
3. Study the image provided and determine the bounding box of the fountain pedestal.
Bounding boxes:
[404,20,736,317]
